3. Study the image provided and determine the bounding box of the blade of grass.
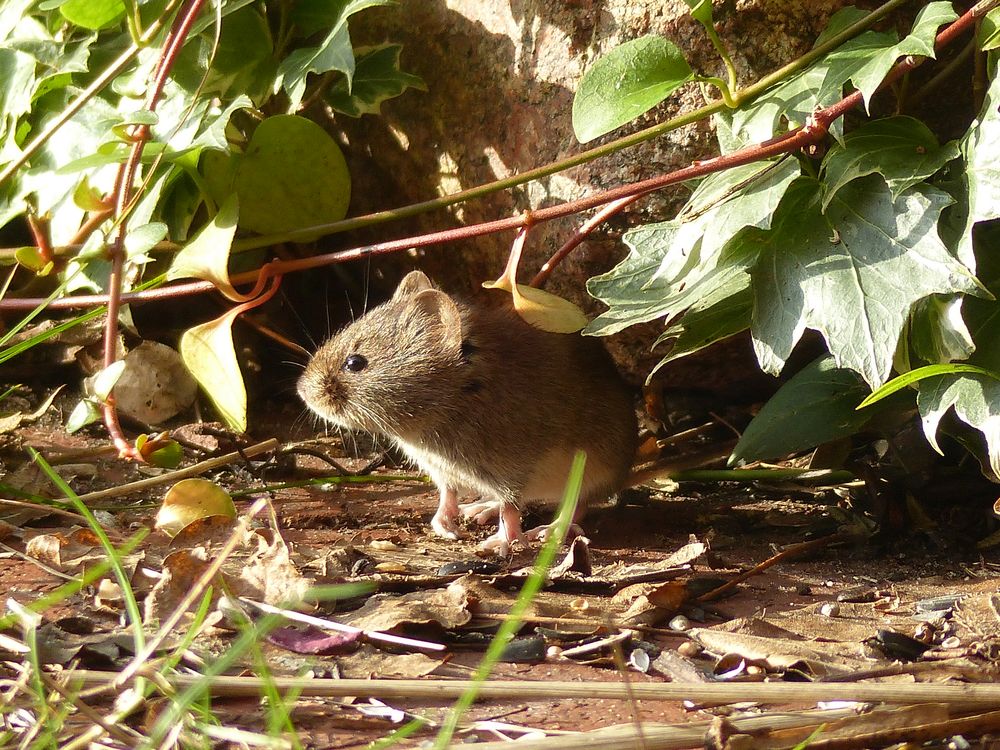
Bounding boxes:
[857,363,1000,409]
[432,451,587,749]
[27,448,145,654]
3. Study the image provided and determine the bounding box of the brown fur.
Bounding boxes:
[298,271,638,530]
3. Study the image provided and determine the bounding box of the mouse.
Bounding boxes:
[297,270,639,554]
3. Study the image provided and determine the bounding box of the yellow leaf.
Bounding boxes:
[483,225,588,333]
[166,194,243,301]
[180,309,247,431]
[509,283,588,333]
[156,478,236,537]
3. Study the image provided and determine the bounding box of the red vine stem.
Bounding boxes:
[102,0,206,459]
[0,0,989,316]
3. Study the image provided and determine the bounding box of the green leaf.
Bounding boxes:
[907,295,975,365]
[980,8,1000,51]
[326,44,425,117]
[586,158,797,335]
[180,311,248,432]
[166,194,240,299]
[731,355,878,464]
[682,0,712,26]
[124,222,167,261]
[821,116,961,210]
[59,0,125,29]
[951,64,1000,269]
[572,35,693,143]
[91,360,127,401]
[732,3,956,140]
[749,176,980,389]
[916,256,1000,476]
[860,363,1000,409]
[650,280,751,376]
[276,0,395,111]
[234,115,350,236]
[172,7,273,101]
[66,399,101,434]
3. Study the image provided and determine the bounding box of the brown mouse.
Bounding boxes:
[298,270,639,553]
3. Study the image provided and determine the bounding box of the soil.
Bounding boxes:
[1,391,999,749]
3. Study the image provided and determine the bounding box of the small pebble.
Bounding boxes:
[941,635,962,649]
[546,645,563,659]
[669,615,691,632]
[677,641,703,658]
[820,602,840,617]
[948,735,971,750]
[369,539,399,551]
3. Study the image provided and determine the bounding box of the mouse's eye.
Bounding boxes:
[342,354,368,373]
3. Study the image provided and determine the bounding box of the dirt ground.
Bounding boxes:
[1,394,999,749]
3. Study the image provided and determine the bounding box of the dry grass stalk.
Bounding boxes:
[64,671,1000,706]
[73,437,280,504]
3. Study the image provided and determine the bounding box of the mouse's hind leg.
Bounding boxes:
[459,498,503,525]
[430,485,465,540]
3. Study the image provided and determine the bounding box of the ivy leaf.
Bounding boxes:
[587,158,797,335]
[326,44,426,117]
[650,277,752,376]
[234,115,350,236]
[732,3,955,140]
[172,6,273,102]
[730,354,879,464]
[276,0,395,111]
[980,7,1000,51]
[180,309,247,433]
[817,1,956,110]
[917,233,1000,477]
[951,64,1000,269]
[572,35,693,143]
[750,176,981,389]
[166,194,241,300]
[821,116,961,210]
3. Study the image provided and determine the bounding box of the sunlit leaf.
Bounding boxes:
[166,194,241,300]
[573,35,693,143]
[59,0,125,30]
[234,115,350,236]
[860,363,1000,409]
[821,116,960,210]
[326,44,426,117]
[180,310,247,432]
[155,478,236,537]
[90,360,126,401]
[750,177,980,389]
[66,399,101,434]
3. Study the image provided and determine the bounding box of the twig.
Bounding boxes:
[64,671,1000,705]
[239,597,447,652]
[803,708,1000,750]
[73,437,280,505]
[102,0,207,459]
[114,497,269,686]
[0,498,90,524]
[0,0,978,313]
[696,532,856,602]
[38,672,142,746]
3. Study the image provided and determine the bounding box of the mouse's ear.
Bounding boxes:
[411,289,462,349]
[393,270,434,300]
